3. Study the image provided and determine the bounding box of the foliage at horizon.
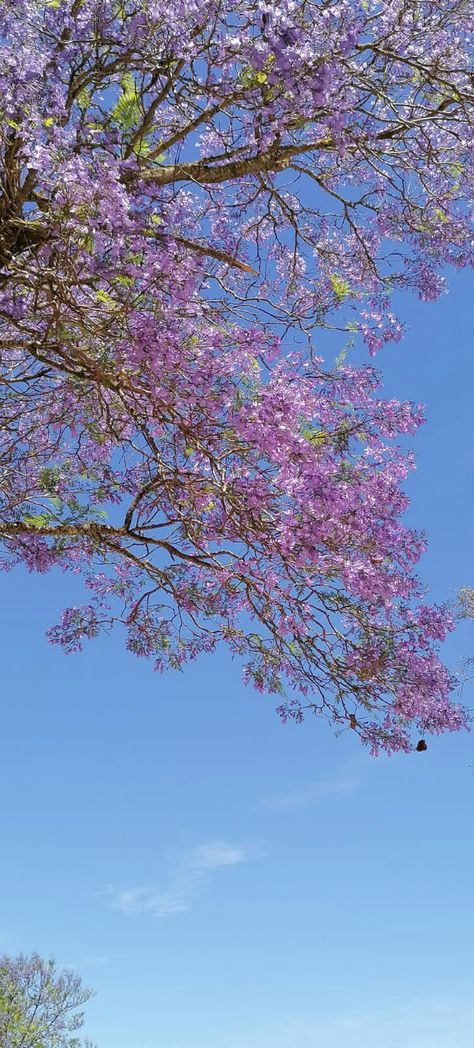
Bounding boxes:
[0,952,94,1048]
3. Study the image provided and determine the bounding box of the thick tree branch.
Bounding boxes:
[0,520,217,569]
[124,138,335,186]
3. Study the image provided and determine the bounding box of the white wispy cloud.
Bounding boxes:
[186,841,246,870]
[259,767,361,812]
[109,840,248,919]
[113,884,191,917]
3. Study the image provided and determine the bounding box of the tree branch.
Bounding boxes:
[124,138,335,186]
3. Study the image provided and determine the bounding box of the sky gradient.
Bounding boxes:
[0,269,473,1048]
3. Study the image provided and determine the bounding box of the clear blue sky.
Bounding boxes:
[0,270,473,1048]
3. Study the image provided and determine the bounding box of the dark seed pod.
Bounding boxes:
[416,739,428,752]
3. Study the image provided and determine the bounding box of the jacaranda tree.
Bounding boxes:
[0,953,94,1048]
[0,0,473,752]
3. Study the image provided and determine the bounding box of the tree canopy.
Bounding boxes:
[0,0,473,753]
[0,953,93,1048]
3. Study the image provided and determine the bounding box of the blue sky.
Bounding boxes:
[0,270,473,1048]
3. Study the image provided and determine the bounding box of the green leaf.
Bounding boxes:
[114,273,135,287]
[95,289,117,307]
[76,87,91,110]
[301,424,328,447]
[80,233,94,253]
[111,73,141,131]
[330,273,350,301]
[38,467,60,493]
[132,136,151,157]
[149,153,167,166]
[23,513,51,529]
[239,59,274,91]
